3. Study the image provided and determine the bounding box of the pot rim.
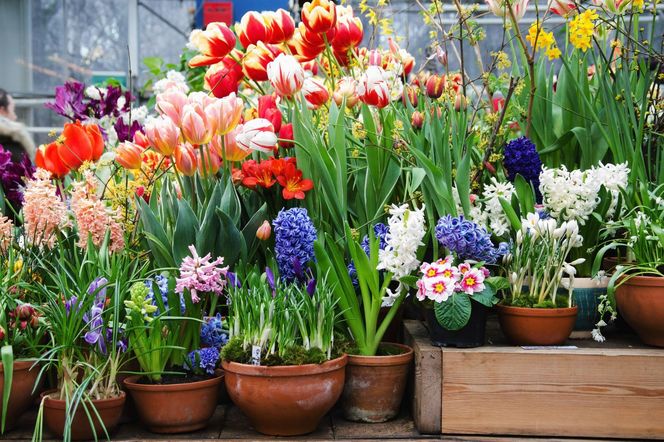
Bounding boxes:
[496,304,578,317]
[346,342,414,367]
[123,369,224,392]
[41,389,126,410]
[222,353,347,377]
[0,359,39,372]
[622,274,664,287]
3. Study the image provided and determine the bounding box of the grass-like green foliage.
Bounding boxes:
[223,266,340,365]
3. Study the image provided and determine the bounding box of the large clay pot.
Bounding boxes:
[222,354,347,436]
[342,343,413,423]
[123,371,223,433]
[425,302,489,348]
[616,275,664,347]
[42,390,125,440]
[0,360,39,432]
[496,304,578,345]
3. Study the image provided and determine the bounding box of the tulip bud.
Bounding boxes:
[115,142,144,170]
[174,143,197,176]
[425,75,445,99]
[484,160,497,175]
[278,123,294,149]
[454,94,468,111]
[402,85,419,107]
[333,77,359,108]
[133,130,150,149]
[30,314,39,329]
[0,326,5,341]
[492,90,505,113]
[197,149,221,177]
[181,103,213,145]
[236,118,278,153]
[144,116,181,156]
[302,77,330,109]
[256,220,272,240]
[436,47,448,67]
[301,0,337,34]
[267,54,305,98]
[368,49,382,66]
[411,111,424,130]
[16,304,33,320]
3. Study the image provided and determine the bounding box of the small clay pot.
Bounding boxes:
[496,304,578,345]
[616,275,664,347]
[123,371,223,433]
[42,390,125,440]
[0,360,40,433]
[222,355,347,436]
[341,343,413,423]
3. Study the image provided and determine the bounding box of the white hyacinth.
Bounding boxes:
[377,204,427,306]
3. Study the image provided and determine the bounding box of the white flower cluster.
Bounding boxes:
[153,70,190,95]
[539,163,629,224]
[471,178,515,237]
[377,204,427,306]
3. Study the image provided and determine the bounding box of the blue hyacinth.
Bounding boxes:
[273,208,317,283]
[185,347,220,375]
[435,215,508,264]
[145,275,185,315]
[200,313,228,348]
[503,136,542,198]
[348,223,390,286]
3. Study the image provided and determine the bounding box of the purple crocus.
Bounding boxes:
[83,277,109,353]
[0,146,34,207]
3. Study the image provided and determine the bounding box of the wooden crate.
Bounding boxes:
[404,319,664,439]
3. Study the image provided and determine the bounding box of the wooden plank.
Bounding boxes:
[441,348,664,439]
[404,320,442,434]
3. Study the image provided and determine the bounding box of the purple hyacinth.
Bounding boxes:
[45,81,89,120]
[503,136,542,198]
[435,215,507,264]
[186,347,220,375]
[273,208,317,283]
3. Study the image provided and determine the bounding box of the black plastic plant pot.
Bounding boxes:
[425,301,490,348]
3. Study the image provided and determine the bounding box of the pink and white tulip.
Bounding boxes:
[236,118,278,153]
[144,116,181,156]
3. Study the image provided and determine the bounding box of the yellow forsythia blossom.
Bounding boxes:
[569,9,599,52]
[526,21,561,60]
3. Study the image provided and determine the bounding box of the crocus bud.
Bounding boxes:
[301,0,337,34]
[302,77,329,109]
[115,141,144,170]
[236,11,271,49]
[236,118,278,153]
[256,220,272,240]
[174,143,197,176]
[333,77,359,108]
[358,66,390,109]
[425,75,445,99]
[411,111,424,129]
[278,123,294,149]
[267,54,305,98]
[144,116,181,156]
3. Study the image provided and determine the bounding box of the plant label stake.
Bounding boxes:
[251,345,261,365]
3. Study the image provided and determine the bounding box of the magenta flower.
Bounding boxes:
[175,245,229,303]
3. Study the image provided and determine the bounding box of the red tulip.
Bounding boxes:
[425,75,445,99]
[492,91,505,113]
[402,85,419,107]
[36,142,70,178]
[302,77,329,109]
[258,95,282,133]
[358,66,390,108]
[301,0,337,34]
[264,9,295,44]
[236,11,271,49]
[278,123,294,149]
[204,52,243,99]
[189,22,237,67]
[411,111,424,129]
[332,6,363,52]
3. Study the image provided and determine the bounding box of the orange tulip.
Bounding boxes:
[302,0,337,34]
[181,103,213,145]
[115,142,144,170]
[144,116,181,156]
[197,148,221,177]
[56,121,105,171]
[206,92,244,136]
[174,143,197,176]
[189,22,237,67]
[210,128,251,162]
[35,142,70,178]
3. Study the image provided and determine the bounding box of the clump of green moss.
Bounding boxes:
[221,336,342,366]
[507,295,571,309]
[220,336,250,364]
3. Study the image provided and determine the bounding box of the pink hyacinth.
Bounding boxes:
[175,245,229,303]
[22,168,70,249]
[71,171,125,252]
[0,215,13,252]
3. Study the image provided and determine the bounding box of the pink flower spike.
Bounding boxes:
[175,245,229,303]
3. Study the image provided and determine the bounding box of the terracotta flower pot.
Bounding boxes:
[0,360,39,432]
[222,354,347,436]
[616,275,664,347]
[42,390,125,440]
[496,304,578,345]
[123,371,223,433]
[341,343,413,423]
